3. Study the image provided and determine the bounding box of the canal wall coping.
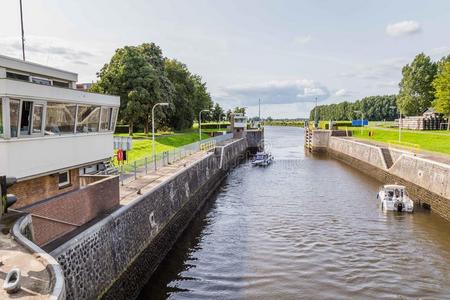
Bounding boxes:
[11,214,66,299]
[328,137,450,221]
[49,138,248,300]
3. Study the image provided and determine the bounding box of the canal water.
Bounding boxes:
[139,126,450,300]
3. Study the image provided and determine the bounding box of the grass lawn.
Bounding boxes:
[350,127,450,156]
[114,130,209,163]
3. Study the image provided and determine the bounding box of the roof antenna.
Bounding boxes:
[19,0,25,61]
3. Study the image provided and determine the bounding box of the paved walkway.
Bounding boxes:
[348,137,450,165]
[0,213,51,299]
[120,151,210,205]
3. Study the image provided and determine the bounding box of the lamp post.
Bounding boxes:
[152,102,169,170]
[354,110,364,135]
[199,109,210,141]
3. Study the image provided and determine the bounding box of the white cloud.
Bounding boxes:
[334,89,348,97]
[293,35,312,45]
[386,20,421,37]
[339,57,407,80]
[215,79,330,107]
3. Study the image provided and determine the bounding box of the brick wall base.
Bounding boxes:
[329,149,450,222]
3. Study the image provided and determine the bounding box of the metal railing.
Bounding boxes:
[118,133,233,185]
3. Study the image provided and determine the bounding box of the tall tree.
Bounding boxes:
[164,59,195,130]
[212,102,224,122]
[91,46,157,135]
[397,53,438,115]
[137,43,175,134]
[191,74,213,121]
[432,57,450,130]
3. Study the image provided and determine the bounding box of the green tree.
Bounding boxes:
[233,107,246,115]
[212,102,224,122]
[137,43,175,134]
[91,46,156,135]
[432,57,450,130]
[191,74,213,121]
[164,59,195,130]
[397,53,437,116]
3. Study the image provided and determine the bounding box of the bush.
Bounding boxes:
[115,125,130,134]
[200,123,230,129]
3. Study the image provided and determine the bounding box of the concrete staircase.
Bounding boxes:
[381,148,394,169]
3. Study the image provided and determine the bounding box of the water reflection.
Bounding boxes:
[139,126,450,300]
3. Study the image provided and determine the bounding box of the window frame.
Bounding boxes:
[16,99,47,138]
[58,170,71,188]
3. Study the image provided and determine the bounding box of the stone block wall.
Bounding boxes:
[50,139,247,300]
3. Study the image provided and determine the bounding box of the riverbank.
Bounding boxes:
[114,130,210,163]
[351,127,450,156]
[140,126,450,300]
[306,128,450,222]
[47,137,249,299]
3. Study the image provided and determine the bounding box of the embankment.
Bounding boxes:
[327,136,450,221]
[48,138,247,299]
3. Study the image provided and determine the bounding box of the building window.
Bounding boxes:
[0,100,3,136]
[20,101,33,135]
[45,102,77,134]
[100,107,112,131]
[58,171,70,188]
[110,107,118,131]
[31,77,52,86]
[52,80,70,88]
[6,72,29,82]
[10,99,20,138]
[32,104,44,134]
[76,105,100,133]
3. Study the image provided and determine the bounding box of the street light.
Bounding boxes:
[199,109,210,141]
[152,102,169,170]
[354,110,364,135]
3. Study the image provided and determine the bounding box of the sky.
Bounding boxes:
[2,0,450,118]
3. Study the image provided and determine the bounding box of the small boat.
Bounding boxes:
[377,184,414,213]
[251,152,273,166]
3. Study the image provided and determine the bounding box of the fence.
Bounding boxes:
[117,133,233,185]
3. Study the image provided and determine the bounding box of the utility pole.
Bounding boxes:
[19,0,26,61]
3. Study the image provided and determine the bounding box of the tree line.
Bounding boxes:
[91,43,226,134]
[310,53,450,122]
[309,95,397,121]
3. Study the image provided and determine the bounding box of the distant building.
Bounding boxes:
[230,113,247,138]
[399,107,447,130]
[76,82,93,91]
[0,54,120,246]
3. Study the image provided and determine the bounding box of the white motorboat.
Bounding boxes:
[251,152,273,166]
[377,184,414,213]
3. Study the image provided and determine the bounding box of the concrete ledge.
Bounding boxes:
[11,215,66,300]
